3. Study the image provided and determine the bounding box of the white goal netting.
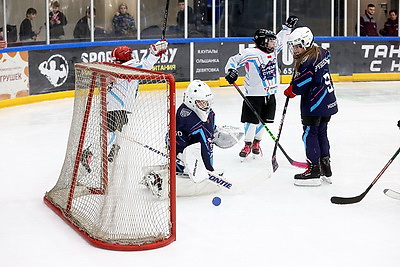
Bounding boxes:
[44,62,176,250]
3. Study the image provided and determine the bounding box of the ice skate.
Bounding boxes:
[239,142,252,161]
[320,156,332,184]
[294,161,321,186]
[140,171,163,198]
[251,139,262,158]
[107,144,120,163]
[80,146,93,173]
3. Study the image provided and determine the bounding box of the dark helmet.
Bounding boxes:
[253,29,277,53]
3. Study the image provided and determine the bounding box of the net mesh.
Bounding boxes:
[45,63,175,248]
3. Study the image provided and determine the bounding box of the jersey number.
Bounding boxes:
[324,73,334,93]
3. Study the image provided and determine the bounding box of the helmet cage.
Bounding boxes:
[253,29,277,53]
[287,27,314,58]
[183,80,214,122]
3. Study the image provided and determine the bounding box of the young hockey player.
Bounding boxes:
[284,27,338,186]
[174,80,243,196]
[224,16,298,160]
[80,40,168,172]
[142,80,243,197]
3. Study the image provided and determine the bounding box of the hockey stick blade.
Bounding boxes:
[271,96,290,172]
[331,147,400,205]
[330,186,371,205]
[383,188,400,200]
[271,155,279,172]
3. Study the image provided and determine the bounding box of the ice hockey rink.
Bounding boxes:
[1,81,400,267]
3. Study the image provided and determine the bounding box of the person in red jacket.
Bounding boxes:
[380,9,399,36]
[359,3,379,36]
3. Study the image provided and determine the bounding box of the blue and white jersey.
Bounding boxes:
[106,53,159,112]
[224,26,291,96]
[176,103,215,172]
[292,46,338,117]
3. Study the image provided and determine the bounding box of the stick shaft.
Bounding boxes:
[232,82,307,169]
[161,0,170,39]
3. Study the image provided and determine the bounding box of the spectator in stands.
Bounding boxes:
[0,25,17,43]
[0,40,6,49]
[19,8,40,41]
[49,1,68,39]
[380,9,399,36]
[359,3,379,36]
[176,0,194,30]
[112,3,136,37]
[73,7,95,40]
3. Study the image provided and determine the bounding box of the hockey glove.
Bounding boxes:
[213,125,244,149]
[150,39,168,56]
[284,84,296,98]
[284,15,299,29]
[225,69,239,84]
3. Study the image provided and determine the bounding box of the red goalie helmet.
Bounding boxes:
[111,46,133,63]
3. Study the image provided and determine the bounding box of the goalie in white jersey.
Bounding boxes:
[224,16,298,159]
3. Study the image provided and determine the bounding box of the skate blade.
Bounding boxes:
[294,178,322,187]
[321,176,332,184]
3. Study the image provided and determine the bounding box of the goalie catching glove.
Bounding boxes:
[213,125,244,149]
[150,39,168,56]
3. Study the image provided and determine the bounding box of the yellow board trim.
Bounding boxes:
[1,73,399,108]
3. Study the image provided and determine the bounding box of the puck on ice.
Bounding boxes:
[212,196,221,206]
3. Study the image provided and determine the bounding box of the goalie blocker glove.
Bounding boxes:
[150,40,168,57]
[284,15,299,29]
[225,69,239,84]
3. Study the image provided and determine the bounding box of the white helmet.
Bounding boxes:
[287,27,314,57]
[183,80,213,122]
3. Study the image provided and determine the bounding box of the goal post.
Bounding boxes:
[44,62,176,251]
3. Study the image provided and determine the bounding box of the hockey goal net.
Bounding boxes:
[44,62,176,250]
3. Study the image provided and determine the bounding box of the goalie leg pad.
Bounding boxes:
[176,173,221,197]
[182,143,209,183]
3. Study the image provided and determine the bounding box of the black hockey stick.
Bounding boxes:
[161,0,170,39]
[271,96,290,172]
[331,147,400,205]
[232,82,307,169]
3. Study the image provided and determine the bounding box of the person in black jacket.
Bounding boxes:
[73,7,95,40]
[19,8,39,41]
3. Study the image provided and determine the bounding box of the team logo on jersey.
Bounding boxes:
[258,59,276,80]
[180,107,192,117]
[38,54,69,87]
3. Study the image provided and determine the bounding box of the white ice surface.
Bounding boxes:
[1,82,400,267]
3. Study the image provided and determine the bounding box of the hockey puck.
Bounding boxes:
[212,196,221,206]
